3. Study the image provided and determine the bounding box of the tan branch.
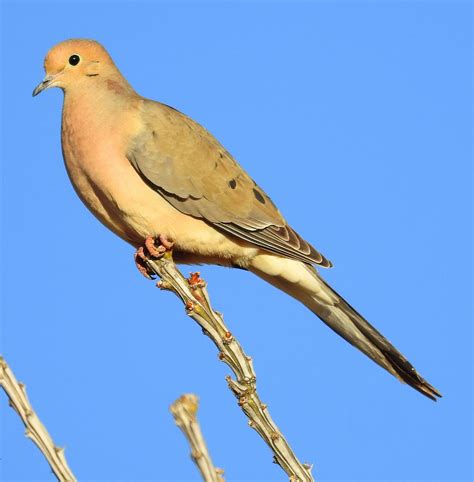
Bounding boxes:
[0,355,76,482]
[170,394,225,482]
[147,252,314,482]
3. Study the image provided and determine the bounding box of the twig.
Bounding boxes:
[0,355,76,482]
[170,394,225,482]
[146,252,314,482]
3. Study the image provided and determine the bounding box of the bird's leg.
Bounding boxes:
[145,234,174,255]
[134,234,175,279]
[134,247,154,279]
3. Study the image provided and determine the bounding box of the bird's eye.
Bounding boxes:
[69,54,80,66]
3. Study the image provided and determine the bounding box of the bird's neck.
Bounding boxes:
[61,74,144,169]
[62,73,139,126]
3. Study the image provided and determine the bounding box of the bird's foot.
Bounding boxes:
[145,234,174,255]
[134,234,175,279]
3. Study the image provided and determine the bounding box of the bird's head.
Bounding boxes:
[33,39,115,96]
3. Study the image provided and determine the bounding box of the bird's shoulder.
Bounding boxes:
[133,98,236,162]
[127,98,284,223]
[125,98,331,266]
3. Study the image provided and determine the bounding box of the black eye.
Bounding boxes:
[69,54,80,66]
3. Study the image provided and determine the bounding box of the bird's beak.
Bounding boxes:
[32,73,61,97]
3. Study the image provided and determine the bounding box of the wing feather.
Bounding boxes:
[127,100,332,267]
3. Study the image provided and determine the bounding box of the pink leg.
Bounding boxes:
[134,234,175,279]
[134,247,154,280]
[157,233,174,250]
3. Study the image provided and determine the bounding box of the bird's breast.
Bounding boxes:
[61,99,151,244]
[59,100,255,264]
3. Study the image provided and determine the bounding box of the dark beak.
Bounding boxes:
[32,74,59,97]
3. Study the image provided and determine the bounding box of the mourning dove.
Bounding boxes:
[33,39,440,400]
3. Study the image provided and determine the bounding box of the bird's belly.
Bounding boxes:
[63,149,257,265]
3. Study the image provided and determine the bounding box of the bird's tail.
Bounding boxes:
[250,257,441,400]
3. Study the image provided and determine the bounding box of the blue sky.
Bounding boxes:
[1,1,472,481]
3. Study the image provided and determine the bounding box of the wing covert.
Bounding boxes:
[127,100,332,267]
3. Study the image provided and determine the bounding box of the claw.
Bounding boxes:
[134,249,155,280]
[134,234,175,279]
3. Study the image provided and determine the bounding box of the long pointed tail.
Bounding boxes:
[311,274,441,400]
[250,256,442,400]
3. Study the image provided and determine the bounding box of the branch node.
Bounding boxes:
[223,331,233,344]
[191,449,203,460]
[145,253,314,482]
[156,280,172,290]
[188,272,206,289]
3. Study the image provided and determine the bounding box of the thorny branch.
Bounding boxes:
[170,394,225,482]
[0,355,77,482]
[146,251,314,482]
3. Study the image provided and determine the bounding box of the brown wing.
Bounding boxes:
[127,100,332,267]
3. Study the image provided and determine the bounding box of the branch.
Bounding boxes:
[0,355,77,482]
[170,394,225,482]
[146,252,314,482]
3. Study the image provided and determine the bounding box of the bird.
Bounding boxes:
[33,38,441,400]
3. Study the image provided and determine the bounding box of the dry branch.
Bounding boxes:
[171,394,225,482]
[146,252,314,482]
[0,355,76,481]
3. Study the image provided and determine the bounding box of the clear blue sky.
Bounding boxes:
[1,1,472,481]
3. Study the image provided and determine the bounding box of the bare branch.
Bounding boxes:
[146,252,314,482]
[171,394,225,482]
[0,355,77,482]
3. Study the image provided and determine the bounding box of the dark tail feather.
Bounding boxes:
[309,275,442,401]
